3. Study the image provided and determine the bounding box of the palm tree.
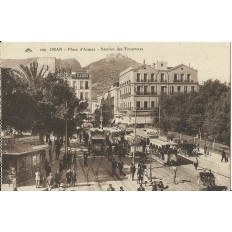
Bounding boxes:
[14,62,48,90]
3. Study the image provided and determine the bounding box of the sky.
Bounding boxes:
[1,42,230,83]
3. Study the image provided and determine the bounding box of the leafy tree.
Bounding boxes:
[1,68,36,134]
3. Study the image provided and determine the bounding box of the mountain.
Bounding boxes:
[55,58,82,71]
[84,54,140,98]
[2,58,36,70]
[2,58,82,72]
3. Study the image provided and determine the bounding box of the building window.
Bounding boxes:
[151,86,155,94]
[191,86,195,91]
[136,101,140,109]
[160,73,165,82]
[161,63,163,67]
[184,86,188,93]
[80,92,84,100]
[144,101,148,109]
[187,74,191,82]
[170,86,174,94]
[144,86,148,95]
[177,86,181,93]
[85,81,89,89]
[180,74,184,82]
[80,81,84,89]
[137,86,141,94]
[151,101,155,108]
[151,73,154,82]
[161,86,166,94]
[174,74,178,82]
[137,73,140,82]
[85,92,89,101]
[144,73,147,82]
[73,81,77,89]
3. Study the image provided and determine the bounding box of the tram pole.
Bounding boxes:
[133,102,137,164]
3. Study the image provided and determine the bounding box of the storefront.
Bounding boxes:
[2,148,46,185]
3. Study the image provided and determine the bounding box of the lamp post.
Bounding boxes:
[65,101,68,156]
[100,105,103,130]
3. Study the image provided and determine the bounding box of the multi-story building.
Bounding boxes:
[57,70,92,111]
[116,61,198,126]
[36,57,56,76]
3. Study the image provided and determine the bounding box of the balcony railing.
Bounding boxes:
[117,107,154,111]
[173,80,198,84]
[135,92,158,96]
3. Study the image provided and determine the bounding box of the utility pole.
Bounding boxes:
[100,105,103,130]
[133,101,137,164]
[65,101,68,156]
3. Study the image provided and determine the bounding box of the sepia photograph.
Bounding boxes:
[0,42,230,191]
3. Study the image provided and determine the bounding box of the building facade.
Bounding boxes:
[116,61,198,126]
[36,57,56,76]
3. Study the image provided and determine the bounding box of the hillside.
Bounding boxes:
[55,58,82,71]
[2,58,82,72]
[84,54,140,98]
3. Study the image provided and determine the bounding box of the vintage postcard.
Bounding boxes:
[0,42,230,191]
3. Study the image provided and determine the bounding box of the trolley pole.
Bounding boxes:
[65,101,68,156]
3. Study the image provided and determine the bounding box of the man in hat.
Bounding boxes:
[137,184,145,191]
[107,184,115,191]
[130,163,136,181]
[119,186,124,191]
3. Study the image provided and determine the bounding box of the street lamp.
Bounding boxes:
[65,101,68,156]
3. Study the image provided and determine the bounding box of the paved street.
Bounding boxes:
[2,140,230,191]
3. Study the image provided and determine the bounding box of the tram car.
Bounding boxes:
[150,138,178,165]
[89,128,107,156]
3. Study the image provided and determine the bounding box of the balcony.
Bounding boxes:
[135,92,158,96]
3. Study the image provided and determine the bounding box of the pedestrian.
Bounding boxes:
[137,168,143,184]
[45,163,52,178]
[204,143,207,156]
[54,169,61,188]
[46,173,54,191]
[84,151,88,167]
[130,163,136,181]
[119,186,124,191]
[48,139,52,162]
[66,169,72,188]
[118,160,126,176]
[63,153,67,170]
[12,175,17,191]
[137,184,145,191]
[35,169,41,188]
[111,158,117,176]
[71,169,77,187]
[193,157,199,171]
[151,181,157,191]
[107,184,115,191]
[59,160,63,172]
[221,150,226,162]
[173,166,177,185]
[157,181,164,191]
[143,168,149,186]
[79,131,82,143]
[72,151,77,170]
[67,150,72,170]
